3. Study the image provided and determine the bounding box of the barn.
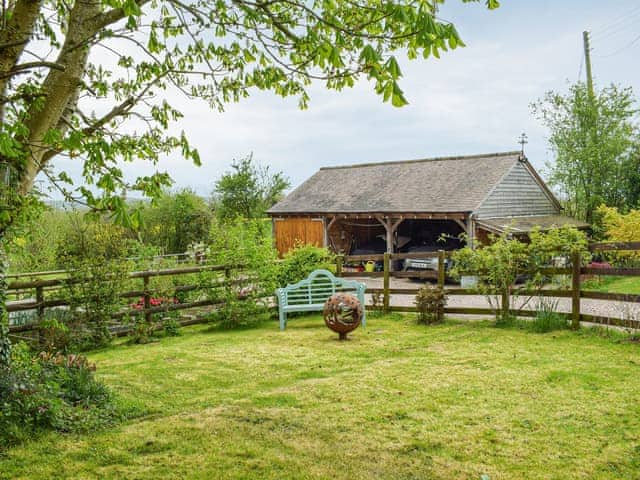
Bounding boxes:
[267,151,588,257]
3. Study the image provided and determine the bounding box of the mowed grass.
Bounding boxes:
[583,275,640,295]
[3,316,640,479]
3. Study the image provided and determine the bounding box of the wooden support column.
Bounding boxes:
[375,215,404,253]
[324,216,337,249]
[466,215,475,249]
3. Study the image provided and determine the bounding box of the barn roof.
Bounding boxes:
[268,151,544,215]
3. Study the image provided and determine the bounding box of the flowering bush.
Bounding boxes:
[595,205,640,266]
[0,343,120,448]
[130,296,179,310]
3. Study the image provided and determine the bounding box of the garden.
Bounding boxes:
[2,316,640,479]
[2,0,640,477]
[2,208,640,480]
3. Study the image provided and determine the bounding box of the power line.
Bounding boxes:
[595,32,640,57]
[577,54,584,81]
[591,4,640,38]
[592,15,640,43]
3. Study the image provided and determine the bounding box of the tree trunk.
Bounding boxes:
[500,288,510,323]
[17,0,99,196]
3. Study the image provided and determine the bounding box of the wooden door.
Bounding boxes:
[273,217,324,256]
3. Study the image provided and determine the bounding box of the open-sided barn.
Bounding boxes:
[267,151,588,257]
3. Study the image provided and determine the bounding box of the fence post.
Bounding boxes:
[36,284,45,346]
[571,251,581,330]
[36,285,45,324]
[143,274,152,324]
[437,250,446,289]
[383,252,390,312]
[336,256,343,277]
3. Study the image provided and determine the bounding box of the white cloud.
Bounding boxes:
[42,0,640,199]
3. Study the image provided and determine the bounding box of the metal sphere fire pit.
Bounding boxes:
[323,293,363,340]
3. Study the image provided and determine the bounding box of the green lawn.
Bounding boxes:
[2,316,640,479]
[582,275,640,294]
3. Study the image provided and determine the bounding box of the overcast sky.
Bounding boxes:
[46,0,640,199]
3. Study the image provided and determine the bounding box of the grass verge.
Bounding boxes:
[582,275,640,294]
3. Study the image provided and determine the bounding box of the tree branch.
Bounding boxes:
[89,0,150,32]
[0,0,44,120]
[0,61,66,79]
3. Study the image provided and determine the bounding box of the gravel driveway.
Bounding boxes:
[352,276,640,323]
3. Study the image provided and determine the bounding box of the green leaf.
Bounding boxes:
[391,82,408,107]
[385,56,402,80]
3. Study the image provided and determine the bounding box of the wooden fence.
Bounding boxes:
[336,242,640,329]
[6,241,640,338]
[6,263,240,337]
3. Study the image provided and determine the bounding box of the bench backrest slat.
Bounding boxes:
[276,269,366,330]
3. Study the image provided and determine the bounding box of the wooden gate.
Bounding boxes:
[273,217,324,256]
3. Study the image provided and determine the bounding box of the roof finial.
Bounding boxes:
[518,132,528,159]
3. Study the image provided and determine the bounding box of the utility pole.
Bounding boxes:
[583,30,594,97]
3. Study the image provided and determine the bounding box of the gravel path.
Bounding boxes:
[353,277,640,322]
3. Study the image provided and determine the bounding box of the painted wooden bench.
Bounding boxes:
[276,269,366,331]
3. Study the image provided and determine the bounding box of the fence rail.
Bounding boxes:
[7,241,640,337]
[337,241,640,330]
[589,241,640,252]
[6,263,240,336]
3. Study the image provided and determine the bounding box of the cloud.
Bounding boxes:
[41,0,640,199]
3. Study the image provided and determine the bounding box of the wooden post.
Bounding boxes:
[383,252,390,312]
[571,251,581,330]
[324,216,337,249]
[143,274,152,324]
[376,216,403,254]
[36,284,45,346]
[36,285,45,323]
[336,255,343,277]
[437,250,446,288]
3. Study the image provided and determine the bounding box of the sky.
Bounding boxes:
[45,0,640,199]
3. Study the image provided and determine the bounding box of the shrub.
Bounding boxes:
[163,313,182,337]
[137,189,212,254]
[203,220,278,329]
[451,227,589,324]
[451,232,529,322]
[126,313,157,344]
[277,244,335,287]
[0,343,119,448]
[415,285,447,324]
[6,208,70,273]
[63,258,131,350]
[595,205,640,267]
[38,310,74,353]
[56,215,133,265]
